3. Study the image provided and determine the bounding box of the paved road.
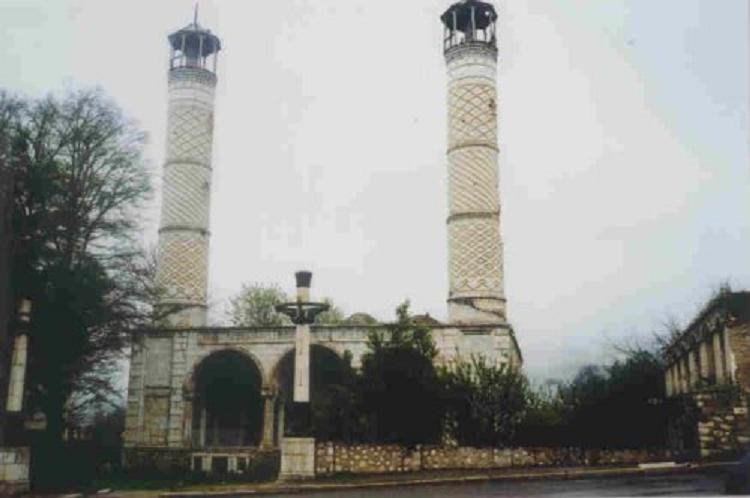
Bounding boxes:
[262,471,728,497]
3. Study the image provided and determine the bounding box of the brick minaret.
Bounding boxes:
[156,18,221,327]
[441,1,506,325]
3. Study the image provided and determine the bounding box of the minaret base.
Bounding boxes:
[448,297,506,325]
[158,302,207,328]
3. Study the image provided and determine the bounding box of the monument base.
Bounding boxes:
[279,437,315,480]
[0,447,29,496]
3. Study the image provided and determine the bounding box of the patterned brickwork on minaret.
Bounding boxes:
[443,1,506,325]
[156,24,221,328]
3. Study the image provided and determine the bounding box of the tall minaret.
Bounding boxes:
[441,1,506,325]
[156,15,221,327]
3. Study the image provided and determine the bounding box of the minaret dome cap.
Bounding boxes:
[441,0,497,31]
[168,22,222,57]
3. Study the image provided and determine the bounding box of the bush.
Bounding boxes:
[442,357,530,447]
[515,348,670,449]
[514,383,570,446]
[358,301,444,446]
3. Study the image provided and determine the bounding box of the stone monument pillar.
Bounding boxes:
[5,300,30,414]
[155,18,221,328]
[275,272,329,480]
[0,300,32,495]
[442,1,506,325]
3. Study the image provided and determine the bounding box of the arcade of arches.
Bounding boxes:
[188,345,348,448]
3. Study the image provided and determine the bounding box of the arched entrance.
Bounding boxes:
[191,350,264,447]
[273,345,353,442]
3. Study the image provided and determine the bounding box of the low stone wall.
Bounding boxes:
[0,447,30,496]
[123,446,280,481]
[315,443,672,476]
[123,447,192,475]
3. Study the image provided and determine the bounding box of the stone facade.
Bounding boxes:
[694,391,750,457]
[124,5,524,469]
[123,324,522,454]
[314,443,672,476]
[663,291,750,458]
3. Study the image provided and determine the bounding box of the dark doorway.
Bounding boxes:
[192,350,263,447]
[274,345,351,441]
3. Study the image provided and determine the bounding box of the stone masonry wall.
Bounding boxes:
[728,323,750,391]
[315,443,672,476]
[694,390,750,458]
[123,447,191,475]
[123,325,522,452]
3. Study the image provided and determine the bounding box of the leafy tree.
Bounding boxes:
[513,381,569,446]
[228,283,344,326]
[228,283,290,326]
[442,356,530,447]
[359,301,443,445]
[2,89,156,485]
[522,347,668,449]
[316,297,345,325]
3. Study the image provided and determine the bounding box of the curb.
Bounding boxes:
[158,461,736,497]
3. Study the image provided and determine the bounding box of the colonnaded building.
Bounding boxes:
[123,0,522,469]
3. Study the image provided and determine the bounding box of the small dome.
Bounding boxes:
[411,313,442,326]
[343,313,379,325]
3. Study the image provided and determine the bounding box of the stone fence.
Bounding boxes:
[315,443,672,476]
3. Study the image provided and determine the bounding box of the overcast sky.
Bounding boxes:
[1,0,748,380]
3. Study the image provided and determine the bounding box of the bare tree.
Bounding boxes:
[4,89,157,465]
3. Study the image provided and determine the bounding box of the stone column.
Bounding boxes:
[5,336,27,413]
[261,389,276,448]
[294,324,311,404]
[665,365,674,397]
[713,331,725,384]
[276,401,285,444]
[688,349,699,387]
[680,357,690,393]
[200,405,207,447]
[182,394,193,446]
[5,299,31,413]
[723,328,736,382]
[685,354,695,390]
[699,341,711,382]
